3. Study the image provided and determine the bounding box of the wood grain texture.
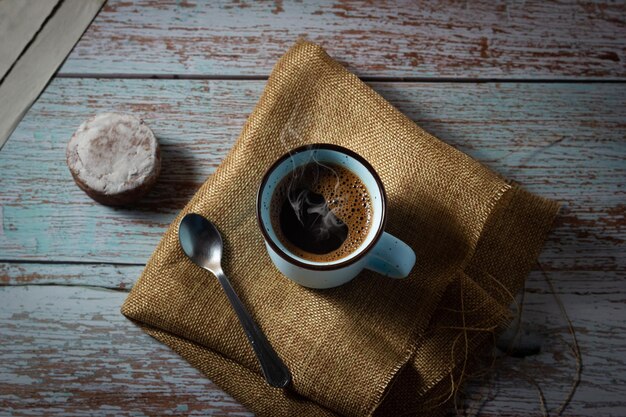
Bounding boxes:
[58,0,626,79]
[0,286,252,416]
[3,262,624,294]
[1,274,624,416]
[1,78,623,415]
[463,267,626,417]
[0,79,623,272]
[0,263,141,289]
[1,1,624,415]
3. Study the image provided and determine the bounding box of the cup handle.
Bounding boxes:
[365,232,416,278]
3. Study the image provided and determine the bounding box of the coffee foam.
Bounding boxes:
[270,162,373,262]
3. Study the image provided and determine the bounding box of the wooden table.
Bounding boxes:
[1,1,624,415]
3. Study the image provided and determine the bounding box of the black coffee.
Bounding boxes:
[270,162,373,262]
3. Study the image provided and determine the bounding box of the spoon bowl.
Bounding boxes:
[179,213,223,272]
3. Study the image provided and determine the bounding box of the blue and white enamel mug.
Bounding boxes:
[257,144,416,289]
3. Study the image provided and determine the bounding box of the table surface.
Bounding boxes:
[1,1,624,416]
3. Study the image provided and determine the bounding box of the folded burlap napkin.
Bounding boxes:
[122,41,559,416]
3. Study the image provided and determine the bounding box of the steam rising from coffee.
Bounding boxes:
[269,152,373,261]
[285,158,344,242]
[270,101,371,261]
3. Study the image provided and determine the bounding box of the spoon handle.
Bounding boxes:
[214,269,291,388]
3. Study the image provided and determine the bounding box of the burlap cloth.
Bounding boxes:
[122,41,559,416]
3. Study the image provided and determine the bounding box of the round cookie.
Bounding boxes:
[66,113,161,206]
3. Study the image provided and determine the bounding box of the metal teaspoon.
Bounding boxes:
[178,213,291,388]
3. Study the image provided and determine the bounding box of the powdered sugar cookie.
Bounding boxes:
[66,113,161,206]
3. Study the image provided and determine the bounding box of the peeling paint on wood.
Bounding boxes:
[0,263,140,289]
[58,0,626,79]
[0,79,623,271]
[1,262,624,295]
[1,1,625,414]
[1,276,624,415]
[0,286,253,416]
[0,78,623,414]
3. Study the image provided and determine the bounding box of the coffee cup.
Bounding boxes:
[257,144,415,289]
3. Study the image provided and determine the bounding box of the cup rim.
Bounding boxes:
[256,143,387,271]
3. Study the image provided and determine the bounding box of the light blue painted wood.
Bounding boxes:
[2,261,623,294]
[0,78,251,262]
[0,2,623,415]
[0,285,253,416]
[0,79,623,273]
[1,277,625,415]
[58,0,626,79]
[0,262,141,289]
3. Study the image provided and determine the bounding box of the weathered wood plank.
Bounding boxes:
[0,79,623,274]
[1,282,624,416]
[1,262,624,295]
[59,0,626,79]
[463,268,626,416]
[0,286,252,416]
[0,263,141,289]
